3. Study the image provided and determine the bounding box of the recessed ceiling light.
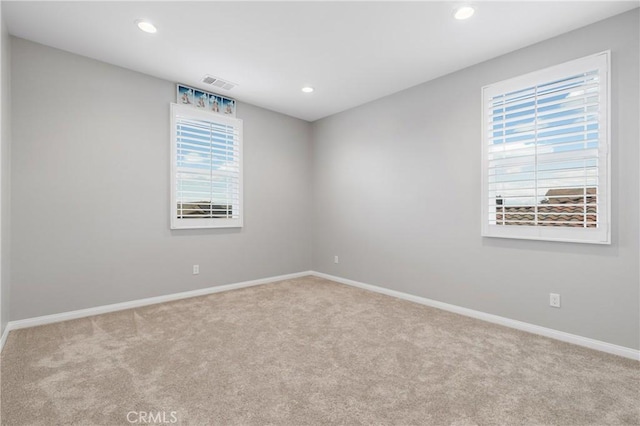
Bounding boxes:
[136,20,157,34]
[454,6,475,20]
[301,87,314,93]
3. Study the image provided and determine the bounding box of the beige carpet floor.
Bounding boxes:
[1,276,638,425]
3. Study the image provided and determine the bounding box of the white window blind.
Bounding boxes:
[170,103,243,229]
[481,51,610,244]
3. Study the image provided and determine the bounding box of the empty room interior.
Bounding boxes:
[0,1,639,425]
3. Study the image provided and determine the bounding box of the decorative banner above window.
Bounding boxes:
[176,84,236,117]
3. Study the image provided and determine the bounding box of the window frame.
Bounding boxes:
[481,51,611,244]
[170,103,243,230]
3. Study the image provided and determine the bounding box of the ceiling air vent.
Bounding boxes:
[201,75,237,91]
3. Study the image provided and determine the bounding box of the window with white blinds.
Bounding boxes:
[481,51,610,244]
[170,103,243,229]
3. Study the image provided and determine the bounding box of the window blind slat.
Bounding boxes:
[488,95,598,122]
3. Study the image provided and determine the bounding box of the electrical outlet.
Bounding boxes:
[334,255,339,264]
[193,265,200,275]
[549,293,560,308]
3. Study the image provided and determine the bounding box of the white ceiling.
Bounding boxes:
[3,1,638,122]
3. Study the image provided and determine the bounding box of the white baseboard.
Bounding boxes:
[311,271,640,361]
[2,271,313,345]
[2,270,638,361]
[0,324,8,353]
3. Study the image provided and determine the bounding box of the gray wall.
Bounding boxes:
[1,6,11,335]
[10,38,312,320]
[312,10,639,349]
